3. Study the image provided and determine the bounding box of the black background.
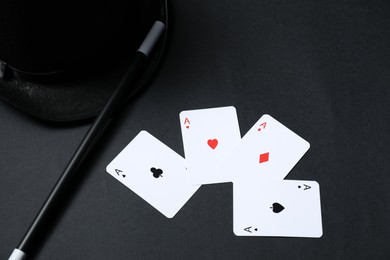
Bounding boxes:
[1,0,390,259]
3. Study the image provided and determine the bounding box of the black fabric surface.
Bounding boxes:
[1,0,390,259]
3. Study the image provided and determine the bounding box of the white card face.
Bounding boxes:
[106,131,200,218]
[218,114,310,182]
[233,180,322,238]
[179,106,241,185]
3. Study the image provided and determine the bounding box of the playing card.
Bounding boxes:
[233,180,322,238]
[218,114,310,182]
[179,106,241,185]
[106,131,200,218]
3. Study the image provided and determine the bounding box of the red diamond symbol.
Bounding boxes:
[259,152,269,164]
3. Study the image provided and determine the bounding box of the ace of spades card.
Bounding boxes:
[233,180,323,238]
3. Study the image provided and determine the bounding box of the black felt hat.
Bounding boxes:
[0,0,167,122]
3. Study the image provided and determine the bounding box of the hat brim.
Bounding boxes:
[0,0,168,122]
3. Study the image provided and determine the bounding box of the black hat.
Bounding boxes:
[0,0,168,122]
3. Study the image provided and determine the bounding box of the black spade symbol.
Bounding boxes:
[271,202,285,213]
[150,167,163,178]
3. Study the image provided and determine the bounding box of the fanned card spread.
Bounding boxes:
[107,107,322,238]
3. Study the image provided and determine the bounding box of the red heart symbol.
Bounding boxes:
[207,139,218,149]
